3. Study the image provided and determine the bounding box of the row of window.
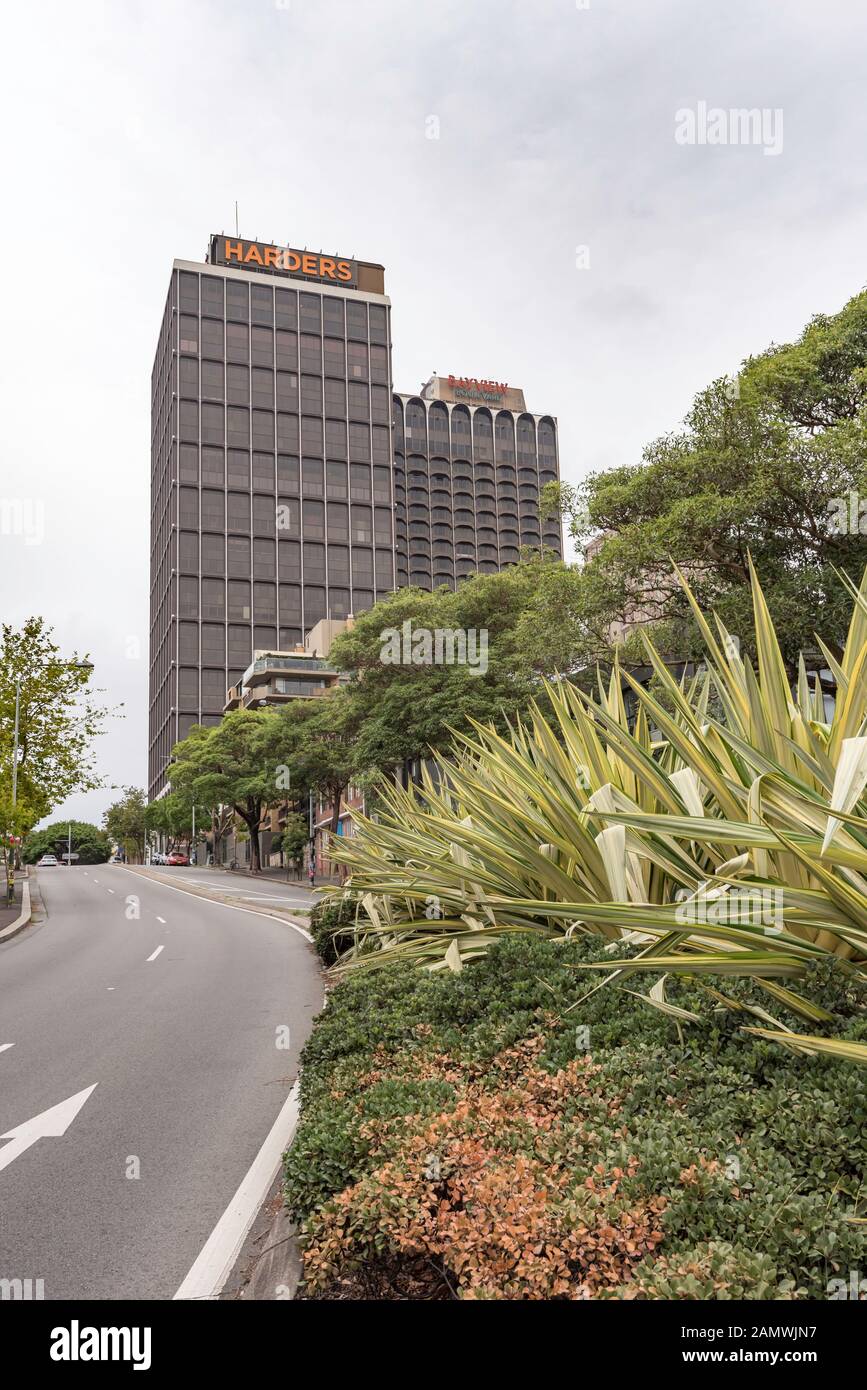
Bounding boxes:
[177,318,389,380]
[177,271,389,343]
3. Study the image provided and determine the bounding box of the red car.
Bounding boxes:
[166,851,189,866]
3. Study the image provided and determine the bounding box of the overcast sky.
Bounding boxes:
[2,0,866,828]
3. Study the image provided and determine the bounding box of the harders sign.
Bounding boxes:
[209,235,358,287]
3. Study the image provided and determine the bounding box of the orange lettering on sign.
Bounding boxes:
[263,246,280,267]
[245,244,264,265]
[320,257,337,279]
[285,251,301,271]
[224,239,244,263]
[336,261,352,282]
[301,253,317,276]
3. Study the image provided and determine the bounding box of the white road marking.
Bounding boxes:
[107,987,115,991]
[146,945,164,962]
[115,866,313,942]
[156,916,166,924]
[107,889,115,894]
[174,1078,301,1300]
[0,1043,14,1054]
[0,1084,98,1174]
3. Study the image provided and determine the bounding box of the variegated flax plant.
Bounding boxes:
[328,560,867,1063]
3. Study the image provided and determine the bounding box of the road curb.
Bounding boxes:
[0,874,31,942]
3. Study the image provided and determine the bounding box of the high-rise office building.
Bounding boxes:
[149,236,395,799]
[149,237,563,800]
[392,375,562,589]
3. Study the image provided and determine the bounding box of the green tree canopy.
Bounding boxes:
[23,820,111,865]
[539,286,867,673]
[103,786,147,862]
[0,618,111,835]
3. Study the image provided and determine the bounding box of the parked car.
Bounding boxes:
[166,851,189,866]
[37,854,58,867]
[151,852,165,865]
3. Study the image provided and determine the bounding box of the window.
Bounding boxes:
[368,304,387,345]
[253,494,276,534]
[178,576,198,617]
[252,410,274,449]
[374,508,392,544]
[179,531,198,570]
[327,502,348,539]
[201,489,224,530]
[277,455,299,492]
[179,315,198,353]
[348,382,369,420]
[201,276,223,317]
[178,623,198,662]
[326,460,347,497]
[303,542,326,582]
[202,533,223,572]
[202,669,228,709]
[299,293,321,332]
[328,544,349,580]
[275,288,297,329]
[323,298,344,334]
[228,535,250,577]
[300,334,321,373]
[201,403,223,444]
[227,450,249,487]
[251,326,273,368]
[325,418,346,459]
[279,583,301,621]
[276,371,298,410]
[275,330,297,370]
[201,623,225,663]
[302,457,324,496]
[179,400,198,441]
[251,368,273,409]
[375,550,394,588]
[300,375,322,414]
[276,497,299,534]
[347,341,368,380]
[346,301,367,340]
[226,364,248,406]
[373,466,391,503]
[201,360,223,401]
[301,417,323,455]
[369,344,388,384]
[228,580,251,620]
[178,666,198,706]
[351,504,372,542]
[303,499,325,539]
[324,338,345,377]
[179,356,197,397]
[352,548,373,585]
[179,445,198,483]
[227,281,248,321]
[350,463,371,499]
[371,425,390,463]
[324,379,346,416]
[277,413,299,452]
[251,284,273,326]
[253,582,277,620]
[228,625,252,667]
[252,452,274,491]
[227,493,249,532]
[202,578,225,620]
[278,540,301,580]
[349,424,370,461]
[226,321,249,364]
[200,319,223,357]
[253,537,275,577]
[226,407,249,447]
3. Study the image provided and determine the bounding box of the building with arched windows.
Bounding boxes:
[393,376,562,590]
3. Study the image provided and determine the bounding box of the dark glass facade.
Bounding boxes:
[149,259,395,798]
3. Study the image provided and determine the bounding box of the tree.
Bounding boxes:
[169,711,276,873]
[537,286,867,674]
[23,820,111,865]
[325,559,561,773]
[0,618,111,835]
[103,787,147,863]
[274,813,308,877]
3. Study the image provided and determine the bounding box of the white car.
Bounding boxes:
[37,854,58,866]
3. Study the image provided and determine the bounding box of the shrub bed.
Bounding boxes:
[284,936,867,1300]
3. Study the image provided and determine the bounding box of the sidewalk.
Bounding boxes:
[0,869,31,941]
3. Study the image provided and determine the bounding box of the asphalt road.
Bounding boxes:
[143,863,323,912]
[0,864,323,1300]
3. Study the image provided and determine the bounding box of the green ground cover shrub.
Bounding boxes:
[284,935,867,1300]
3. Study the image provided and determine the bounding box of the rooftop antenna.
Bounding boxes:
[234,200,239,237]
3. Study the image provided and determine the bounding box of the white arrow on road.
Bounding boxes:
[0,1084,98,1173]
